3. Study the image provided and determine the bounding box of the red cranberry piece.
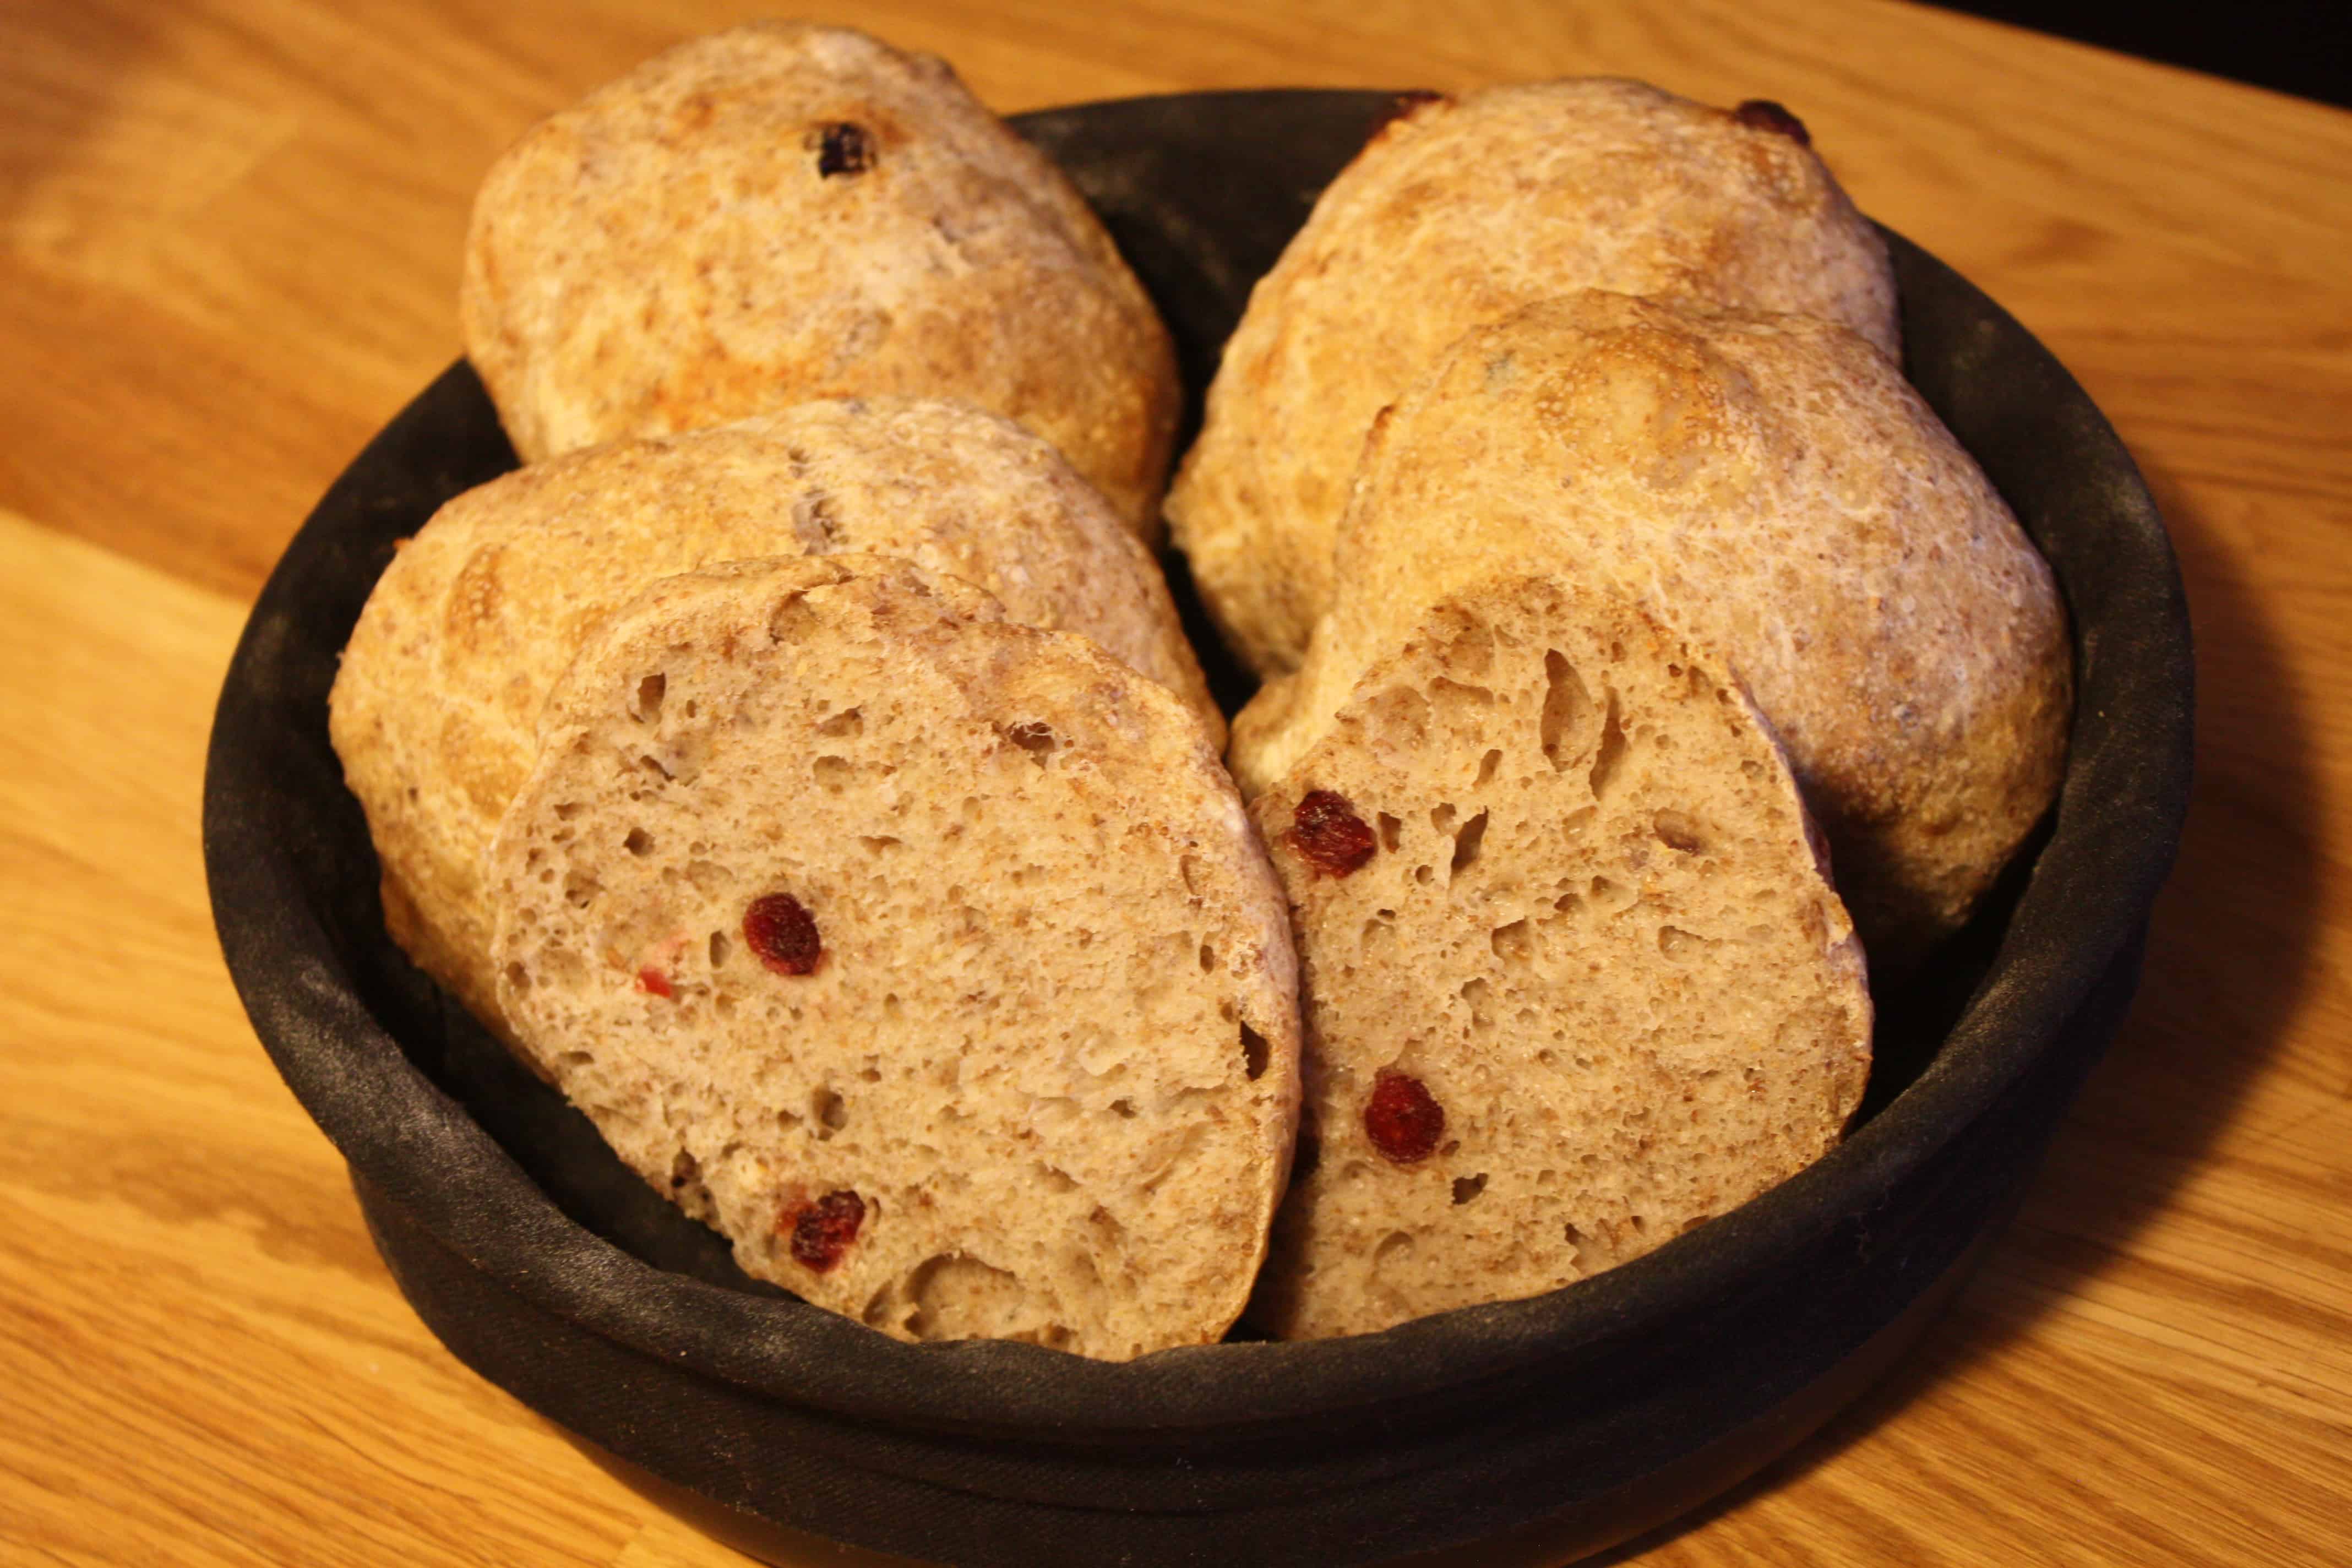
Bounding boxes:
[636,966,674,999]
[1364,1069,1445,1164]
[1290,790,1377,878]
[744,893,822,976]
[787,1190,866,1271]
[813,121,872,177]
[1733,99,1811,146]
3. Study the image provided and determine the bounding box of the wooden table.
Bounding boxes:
[4,1,2346,1562]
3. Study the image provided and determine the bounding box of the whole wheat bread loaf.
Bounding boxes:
[1167,78,1897,674]
[488,556,1299,1359]
[329,399,1217,1042]
[1244,572,1870,1340]
[461,21,1179,535]
[1238,291,2070,973]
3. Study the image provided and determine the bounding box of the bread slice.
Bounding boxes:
[329,398,1217,1042]
[1238,291,2070,973]
[487,556,1299,1359]
[1167,78,1896,674]
[461,22,1179,536]
[1243,573,1870,1340]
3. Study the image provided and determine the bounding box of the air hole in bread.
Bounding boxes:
[860,835,901,855]
[1652,810,1705,854]
[707,930,731,968]
[552,802,583,821]
[1036,1164,1079,1194]
[1179,854,1202,896]
[1240,1020,1270,1080]
[559,1050,593,1069]
[1589,689,1628,798]
[904,1253,1025,1341]
[1449,810,1489,880]
[812,1087,846,1136]
[623,827,652,856]
[1476,748,1502,787]
[638,754,673,782]
[669,1150,699,1189]
[769,592,820,644]
[504,961,531,993]
[812,755,853,792]
[1375,812,1403,852]
[814,706,863,738]
[1430,803,1456,836]
[562,869,600,907]
[1198,940,1217,973]
[1491,919,1532,965]
[1659,925,1714,960]
[633,673,665,723]
[1540,650,1593,772]
[1564,1222,1594,1268]
[1451,1173,1488,1205]
[1109,1098,1136,1119]
[1000,720,1059,764]
[1414,864,1434,885]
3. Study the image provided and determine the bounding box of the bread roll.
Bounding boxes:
[330,399,1217,1041]
[461,21,1179,535]
[1168,79,1896,673]
[1237,292,2068,971]
[488,556,1299,1359]
[1244,573,1870,1339]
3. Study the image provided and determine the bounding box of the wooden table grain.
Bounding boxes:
[4,1,2347,1563]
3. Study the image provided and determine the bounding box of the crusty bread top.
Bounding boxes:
[1243,573,1870,1340]
[461,21,1179,534]
[1235,291,2070,972]
[328,398,1218,1039]
[487,556,1299,1359]
[1166,77,1897,674]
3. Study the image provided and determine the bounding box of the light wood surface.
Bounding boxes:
[4,1,2348,1563]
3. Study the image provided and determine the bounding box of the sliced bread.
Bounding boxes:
[1244,572,1870,1340]
[487,556,1299,1359]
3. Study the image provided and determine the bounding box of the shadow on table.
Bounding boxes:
[1589,457,2322,1561]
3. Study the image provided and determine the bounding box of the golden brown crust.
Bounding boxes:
[1167,78,1897,674]
[1237,291,2070,971]
[329,400,1218,1044]
[460,21,1179,535]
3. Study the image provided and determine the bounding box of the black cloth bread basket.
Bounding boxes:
[203,90,2193,1567]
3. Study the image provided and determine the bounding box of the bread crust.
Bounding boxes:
[1236,291,2070,970]
[329,400,1217,1041]
[461,21,1179,535]
[1245,574,1870,1339]
[1167,78,1897,673]
[487,556,1299,1359]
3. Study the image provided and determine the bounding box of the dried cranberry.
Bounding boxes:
[1364,1069,1445,1164]
[1290,790,1376,878]
[744,893,823,976]
[636,966,674,999]
[813,121,872,177]
[1733,99,1811,146]
[787,1190,866,1271]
